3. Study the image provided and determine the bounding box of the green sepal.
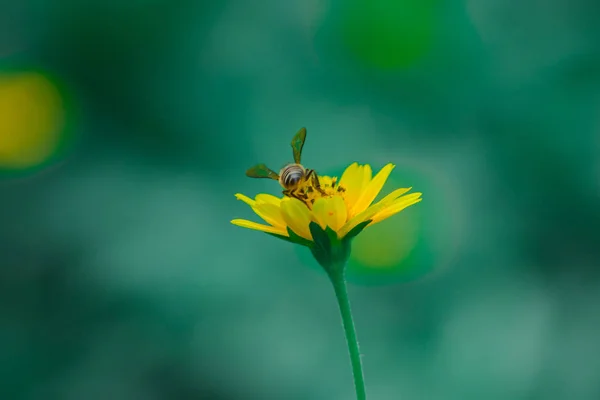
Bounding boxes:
[265,232,297,244]
[265,227,313,247]
[308,222,332,268]
[342,220,372,242]
[286,227,313,247]
[324,226,339,244]
[267,220,372,276]
[308,222,353,275]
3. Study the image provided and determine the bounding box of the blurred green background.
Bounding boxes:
[2,0,600,399]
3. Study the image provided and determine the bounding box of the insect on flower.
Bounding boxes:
[245,128,336,205]
[232,128,423,400]
[234,128,422,244]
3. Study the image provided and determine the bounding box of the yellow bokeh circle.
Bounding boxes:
[0,71,65,169]
[351,207,420,269]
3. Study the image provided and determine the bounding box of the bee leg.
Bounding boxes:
[284,189,306,203]
[307,169,327,195]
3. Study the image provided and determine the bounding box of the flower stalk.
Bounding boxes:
[305,221,369,399]
[328,266,367,400]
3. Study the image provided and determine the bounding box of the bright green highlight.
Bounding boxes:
[340,0,439,69]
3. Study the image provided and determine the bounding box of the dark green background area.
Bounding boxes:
[2,1,600,399]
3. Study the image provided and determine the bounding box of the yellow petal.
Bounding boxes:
[352,163,395,216]
[363,164,372,182]
[338,194,395,238]
[370,193,423,225]
[231,219,287,235]
[235,193,255,206]
[377,187,413,204]
[357,164,373,200]
[235,193,286,228]
[255,194,281,205]
[339,163,372,217]
[280,198,313,241]
[338,163,363,207]
[312,196,347,232]
[339,162,359,183]
[253,202,286,228]
[338,162,359,187]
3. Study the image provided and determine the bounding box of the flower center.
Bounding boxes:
[294,176,346,209]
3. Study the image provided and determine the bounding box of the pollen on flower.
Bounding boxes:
[295,175,347,210]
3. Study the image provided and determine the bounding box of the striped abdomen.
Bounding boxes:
[279,164,305,189]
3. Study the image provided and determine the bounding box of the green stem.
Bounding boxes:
[329,269,367,400]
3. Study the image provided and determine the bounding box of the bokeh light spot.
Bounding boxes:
[0,71,65,169]
[345,175,429,286]
[351,209,420,269]
[340,0,439,69]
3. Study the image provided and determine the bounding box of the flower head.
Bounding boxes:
[232,162,422,271]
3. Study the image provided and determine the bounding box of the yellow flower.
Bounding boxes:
[231,162,421,397]
[231,163,422,247]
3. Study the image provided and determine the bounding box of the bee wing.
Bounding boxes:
[291,127,307,164]
[246,164,280,180]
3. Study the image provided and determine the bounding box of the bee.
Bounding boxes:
[245,127,326,201]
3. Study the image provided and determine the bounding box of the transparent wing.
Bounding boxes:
[291,127,307,164]
[246,164,279,180]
